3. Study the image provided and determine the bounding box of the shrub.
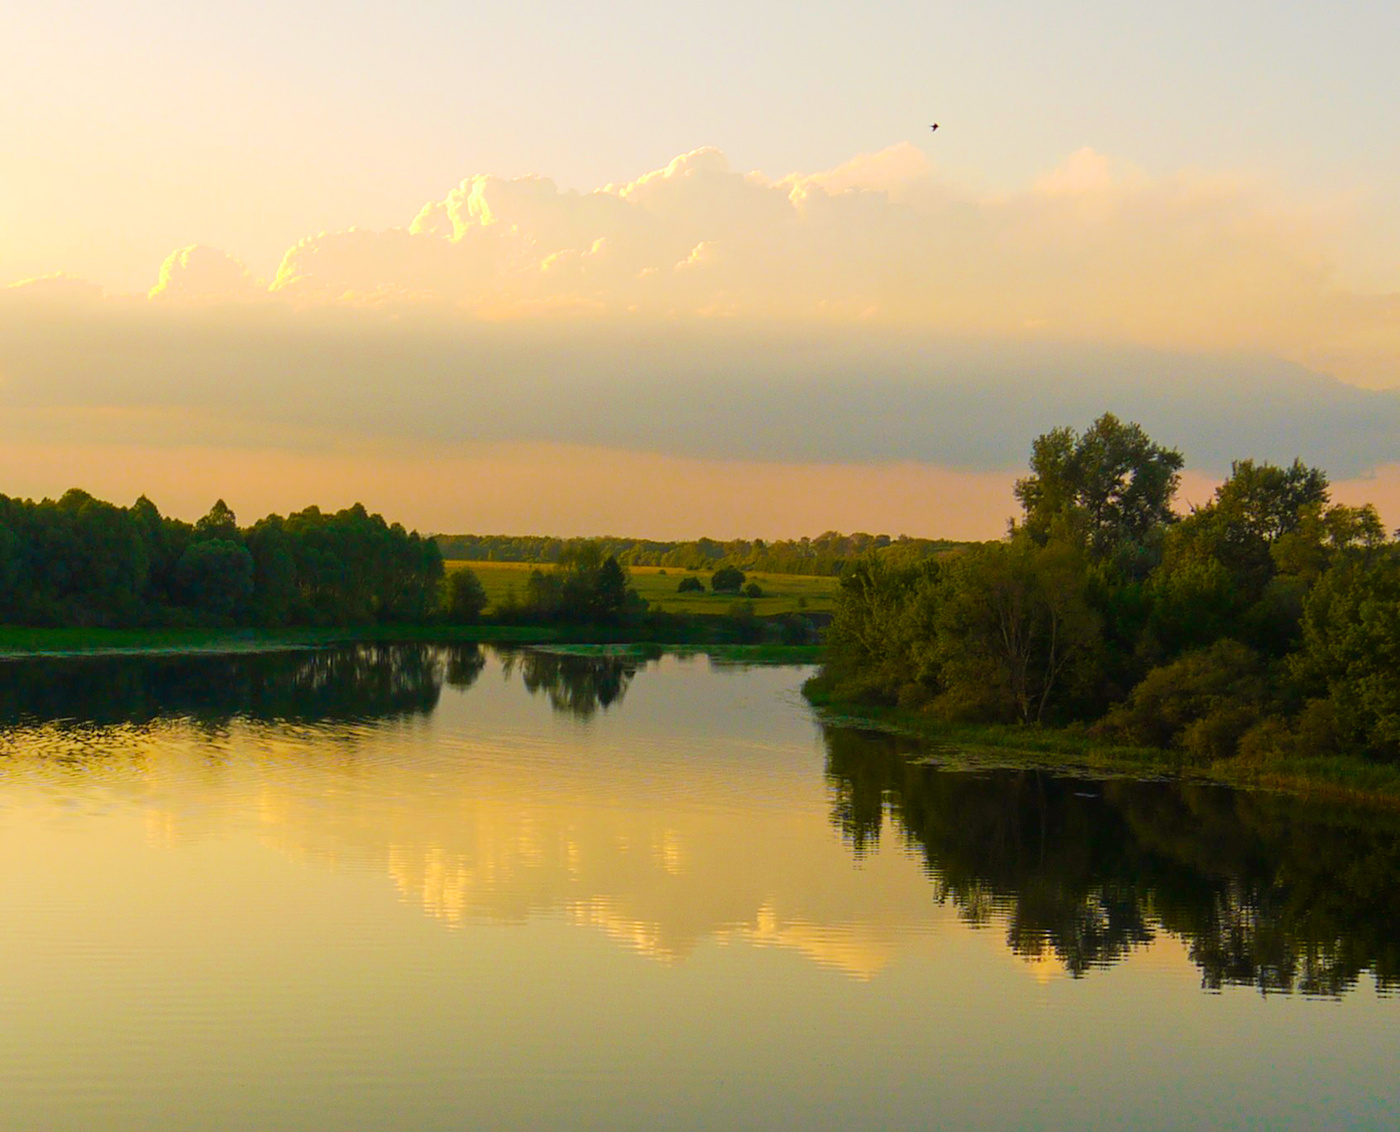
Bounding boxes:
[712,566,746,593]
[1097,639,1267,759]
[677,575,705,593]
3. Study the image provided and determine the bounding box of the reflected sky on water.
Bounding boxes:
[1,646,1398,1130]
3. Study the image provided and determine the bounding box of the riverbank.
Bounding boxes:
[526,642,821,665]
[0,625,821,665]
[0,624,557,659]
[802,681,1400,809]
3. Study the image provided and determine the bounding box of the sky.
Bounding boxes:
[3,0,1399,538]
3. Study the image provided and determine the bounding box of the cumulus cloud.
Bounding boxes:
[116,143,1396,388]
[148,245,263,302]
[2,143,1399,534]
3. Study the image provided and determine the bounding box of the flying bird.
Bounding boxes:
[929,123,939,132]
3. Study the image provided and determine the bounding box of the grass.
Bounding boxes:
[0,623,560,658]
[803,682,1400,809]
[447,560,837,616]
[531,642,823,666]
[0,624,822,663]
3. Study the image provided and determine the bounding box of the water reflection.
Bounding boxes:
[4,645,1400,997]
[823,724,1400,995]
[1,643,509,729]
[498,647,641,719]
[3,648,915,980]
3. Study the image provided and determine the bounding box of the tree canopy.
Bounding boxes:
[0,492,443,627]
[816,415,1400,769]
[1014,412,1184,560]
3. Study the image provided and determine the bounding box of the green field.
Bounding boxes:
[448,561,837,616]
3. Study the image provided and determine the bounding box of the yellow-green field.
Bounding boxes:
[447,561,837,616]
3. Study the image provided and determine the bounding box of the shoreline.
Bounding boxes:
[0,625,821,665]
[802,683,1400,810]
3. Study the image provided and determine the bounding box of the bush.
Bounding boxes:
[712,566,746,593]
[677,575,705,593]
[1097,639,1267,759]
[743,582,764,598]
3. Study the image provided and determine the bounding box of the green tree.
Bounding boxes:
[821,555,944,706]
[1014,413,1183,562]
[245,517,297,625]
[594,556,629,617]
[711,565,746,593]
[1292,552,1400,761]
[195,499,240,543]
[1148,459,1355,657]
[444,567,488,623]
[175,539,255,619]
[935,534,1101,724]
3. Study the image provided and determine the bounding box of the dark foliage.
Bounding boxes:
[711,565,746,593]
[0,491,443,628]
[443,567,488,623]
[501,546,642,624]
[816,414,1400,765]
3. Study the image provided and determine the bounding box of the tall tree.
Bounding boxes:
[1015,414,1183,561]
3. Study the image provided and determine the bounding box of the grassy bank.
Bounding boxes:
[0,625,822,664]
[802,681,1400,809]
[0,624,566,658]
[529,642,822,665]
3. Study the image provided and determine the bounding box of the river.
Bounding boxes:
[1,644,1397,1130]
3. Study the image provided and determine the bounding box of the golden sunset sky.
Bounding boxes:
[4,0,1398,537]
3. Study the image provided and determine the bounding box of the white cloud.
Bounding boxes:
[3,144,1400,535]
[87,144,1394,389]
[149,245,263,302]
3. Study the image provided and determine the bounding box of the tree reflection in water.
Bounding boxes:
[498,648,641,719]
[0,643,488,728]
[0,643,639,730]
[823,724,1400,995]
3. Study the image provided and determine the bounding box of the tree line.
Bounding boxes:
[0,486,783,634]
[0,491,444,627]
[813,413,1400,767]
[435,530,963,576]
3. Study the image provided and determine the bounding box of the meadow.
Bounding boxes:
[448,561,837,616]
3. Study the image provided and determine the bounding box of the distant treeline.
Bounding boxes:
[0,491,443,627]
[814,413,1400,769]
[434,531,965,576]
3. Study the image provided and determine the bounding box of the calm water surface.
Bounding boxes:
[1,645,1398,1130]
